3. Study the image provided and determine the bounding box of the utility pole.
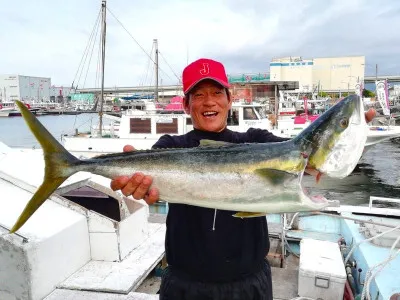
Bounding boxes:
[375,63,378,81]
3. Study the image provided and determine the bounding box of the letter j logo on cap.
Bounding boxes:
[200,63,210,75]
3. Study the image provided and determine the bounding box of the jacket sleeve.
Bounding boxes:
[247,128,291,143]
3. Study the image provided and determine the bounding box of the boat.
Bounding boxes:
[273,95,332,138]
[0,140,399,300]
[62,90,400,156]
[62,100,274,156]
[0,101,16,117]
[8,103,41,116]
[273,86,400,150]
[0,101,42,117]
[1,1,400,299]
[0,107,14,117]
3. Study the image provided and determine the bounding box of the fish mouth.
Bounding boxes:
[302,184,339,208]
[309,194,329,204]
[308,193,340,209]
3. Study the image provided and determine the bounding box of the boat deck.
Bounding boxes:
[137,216,302,300]
[45,290,159,300]
[134,237,301,300]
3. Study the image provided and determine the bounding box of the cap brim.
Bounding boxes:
[184,77,230,95]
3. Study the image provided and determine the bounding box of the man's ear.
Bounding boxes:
[183,96,190,114]
[227,90,233,109]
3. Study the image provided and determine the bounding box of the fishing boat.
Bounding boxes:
[1,1,400,299]
[62,100,273,156]
[0,107,14,117]
[0,101,42,117]
[0,140,399,300]
[0,101,16,117]
[274,86,400,149]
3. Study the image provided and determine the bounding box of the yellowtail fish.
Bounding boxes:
[9,95,367,233]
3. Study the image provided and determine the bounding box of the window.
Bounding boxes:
[156,118,178,134]
[243,108,258,120]
[228,108,239,125]
[130,118,151,133]
[255,107,267,119]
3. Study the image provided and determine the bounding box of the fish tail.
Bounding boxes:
[10,101,81,233]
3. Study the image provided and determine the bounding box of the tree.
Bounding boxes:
[363,89,375,98]
[318,91,328,97]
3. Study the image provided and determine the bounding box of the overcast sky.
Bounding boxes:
[1,0,399,88]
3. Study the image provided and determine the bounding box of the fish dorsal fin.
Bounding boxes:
[255,168,297,185]
[198,139,236,148]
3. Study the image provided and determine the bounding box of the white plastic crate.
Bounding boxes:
[298,238,347,300]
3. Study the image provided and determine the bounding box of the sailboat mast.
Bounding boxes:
[154,39,159,103]
[99,0,107,136]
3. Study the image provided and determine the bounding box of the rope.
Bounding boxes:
[82,19,101,88]
[72,9,101,89]
[95,34,102,88]
[344,223,400,264]
[361,236,400,300]
[139,43,154,88]
[159,51,181,83]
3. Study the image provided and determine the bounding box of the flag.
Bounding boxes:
[375,80,390,116]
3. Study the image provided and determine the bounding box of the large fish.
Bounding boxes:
[9,95,367,233]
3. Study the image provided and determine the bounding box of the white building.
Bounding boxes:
[49,86,74,98]
[49,85,76,103]
[270,56,366,93]
[0,75,51,103]
[270,57,314,92]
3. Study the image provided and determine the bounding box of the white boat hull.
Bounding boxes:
[0,108,14,117]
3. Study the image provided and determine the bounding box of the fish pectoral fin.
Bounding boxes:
[254,168,297,185]
[198,139,236,148]
[233,212,268,218]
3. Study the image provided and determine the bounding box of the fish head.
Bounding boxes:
[298,95,368,178]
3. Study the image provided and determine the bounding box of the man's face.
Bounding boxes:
[184,80,232,132]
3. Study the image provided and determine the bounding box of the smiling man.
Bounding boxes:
[111,58,290,300]
[111,58,376,299]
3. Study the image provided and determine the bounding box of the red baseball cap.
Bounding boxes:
[182,58,230,95]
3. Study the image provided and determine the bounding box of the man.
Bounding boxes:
[111,58,375,299]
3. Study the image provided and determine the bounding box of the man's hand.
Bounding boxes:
[110,145,159,205]
[365,108,376,123]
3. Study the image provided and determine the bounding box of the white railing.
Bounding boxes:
[369,196,400,210]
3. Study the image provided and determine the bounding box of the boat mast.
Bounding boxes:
[99,0,107,136]
[154,39,159,103]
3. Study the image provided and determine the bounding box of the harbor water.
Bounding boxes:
[0,114,399,207]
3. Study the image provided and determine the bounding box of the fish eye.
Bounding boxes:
[339,118,349,128]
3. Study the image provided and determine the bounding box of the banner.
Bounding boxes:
[375,80,390,116]
[228,73,270,83]
[354,80,363,97]
[70,93,95,103]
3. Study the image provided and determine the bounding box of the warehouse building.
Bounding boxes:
[269,55,365,93]
[0,75,51,103]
